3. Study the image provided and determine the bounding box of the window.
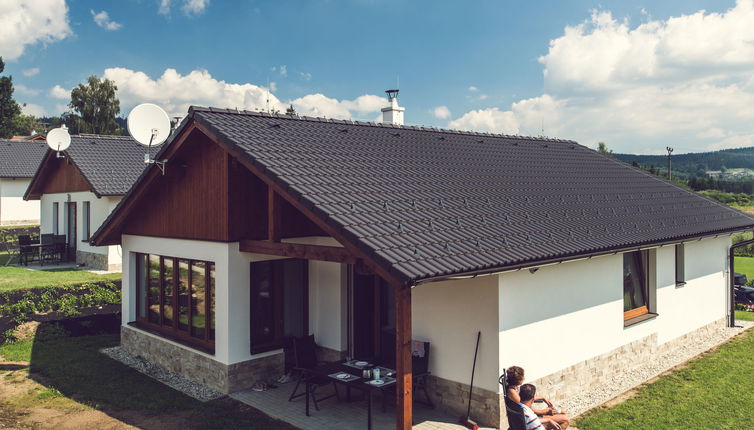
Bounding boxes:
[623,250,649,320]
[82,202,91,240]
[52,202,59,234]
[135,253,215,351]
[250,259,307,354]
[675,244,685,285]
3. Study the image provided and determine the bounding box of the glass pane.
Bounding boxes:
[148,255,161,324]
[162,257,174,326]
[177,259,190,332]
[251,261,274,346]
[282,260,306,338]
[190,261,207,339]
[623,252,647,311]
[209,263,215,340]
[136,254,148,319]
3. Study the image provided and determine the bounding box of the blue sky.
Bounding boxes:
[2,0,754,154]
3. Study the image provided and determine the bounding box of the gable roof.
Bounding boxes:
[0,140,47,178]
[25,134,148,198]
[94,107,754,285]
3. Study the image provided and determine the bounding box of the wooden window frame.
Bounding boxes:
[249,258,308,355]
[134,252,215,353]
[623,250,651,322]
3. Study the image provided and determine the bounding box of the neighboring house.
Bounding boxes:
[10,133,47,142]
[91,106,754,430]
[25,134,147,270]
[0,140,47,226]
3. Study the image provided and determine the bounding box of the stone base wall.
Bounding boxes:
[121,325,284,394]
[528,317,728,409]
[426,375,502,428]
[76,250,108,271]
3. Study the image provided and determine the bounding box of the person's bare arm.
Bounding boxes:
[532,397,554,415]
[540,417,561,430]
[506,387,520,403]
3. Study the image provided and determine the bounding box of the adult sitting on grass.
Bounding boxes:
[505,365,570,428]
[519,384,569,430]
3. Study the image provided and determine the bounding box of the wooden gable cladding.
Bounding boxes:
[27,152,91,199]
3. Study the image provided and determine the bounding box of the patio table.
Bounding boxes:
[22,243,59,266]
[305,360,397,430]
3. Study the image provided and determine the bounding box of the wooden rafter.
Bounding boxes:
[239,239,359,264]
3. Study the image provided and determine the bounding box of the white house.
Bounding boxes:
[0,140,46,226]
[91,104,754,429]
[25,134,147,270]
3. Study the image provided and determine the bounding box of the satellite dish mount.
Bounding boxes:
[46,125,71,159]
[127,103,171,175]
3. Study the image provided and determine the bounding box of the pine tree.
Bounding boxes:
[0,57,22,138]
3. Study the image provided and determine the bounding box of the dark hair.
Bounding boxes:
[505,366,525,388]
[519,384,536,402]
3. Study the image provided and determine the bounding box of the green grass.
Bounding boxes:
[733,256,754,280]
[735,310,754,321]
[575,328,754,429]
[0,265,120,292]
[0,322,296,429]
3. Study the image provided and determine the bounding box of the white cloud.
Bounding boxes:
[433,106,451,119]
[158,0,171,15]
[49,85,69,99]
[0,0,71,61]
[91,10,122,31]
[468,86,478,92]
[99,67,385,120]
[278,65,287,77]
[21,103,45,117]
[182,0,210,16]
[15,84,39,96]
[449,108,519,134]
[22,67,39,77]
[450,0,754,153]
[299,71,312,81]
[269,81,277,92]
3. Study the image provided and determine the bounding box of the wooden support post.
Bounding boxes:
[268,187,281,242]
[395,285,412,430]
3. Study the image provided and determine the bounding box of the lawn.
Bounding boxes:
[0,264,121,293]
[0,318,296,430]
[733,255,754,281]
[575,327,754,429]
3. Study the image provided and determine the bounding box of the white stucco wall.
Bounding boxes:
[498,235,731,383]
[39,191,121,265]
[0,178,39,225]
[413,275,500,392]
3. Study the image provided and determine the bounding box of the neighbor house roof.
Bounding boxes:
[25,134,148,198]
[94,107,754,285]
[0,140,48,178]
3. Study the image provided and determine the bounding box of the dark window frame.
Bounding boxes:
[249,259,308,354]
[675,244,686,286]
[52,202,59,235]
[623,250,650,321]
[81,201,91,241]
[134,252,215,353]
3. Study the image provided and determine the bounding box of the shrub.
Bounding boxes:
[0,281,121,323]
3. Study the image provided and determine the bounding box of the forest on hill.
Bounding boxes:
[614,146,754,180]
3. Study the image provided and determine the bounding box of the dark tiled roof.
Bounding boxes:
[0,140,47,178]
[174,107,754,283]
[66,134,148,196]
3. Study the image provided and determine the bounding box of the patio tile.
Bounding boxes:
[231,379,496,430]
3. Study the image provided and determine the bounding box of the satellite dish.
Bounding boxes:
[127,103,171,147]
[46,125,71,152]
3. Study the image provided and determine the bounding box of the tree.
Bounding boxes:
[597,141,613,156]
[0,57,21,138]
[285,104,297,116]
[67,76,121,135]
[13,114,44,135]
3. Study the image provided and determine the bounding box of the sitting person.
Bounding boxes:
[504,366,570,429]
[519,384,567,430]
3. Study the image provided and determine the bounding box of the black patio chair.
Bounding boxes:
[17,235,37,266]
[500,372,527,430]
[40,234,57,265]
[379,332,434,411]
[54,235,67,262]
[288,334,338,411]
[0,231,18,266]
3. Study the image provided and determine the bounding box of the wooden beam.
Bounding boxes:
[239,239,359,264]
[395,285,412,430]
[267,188,282,242]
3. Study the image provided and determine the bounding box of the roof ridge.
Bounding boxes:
[187,105,578,144]
[74,134,133,139]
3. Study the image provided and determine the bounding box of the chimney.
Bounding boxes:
[381,89,405,125]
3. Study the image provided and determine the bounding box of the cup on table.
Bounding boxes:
[362,369,371,379]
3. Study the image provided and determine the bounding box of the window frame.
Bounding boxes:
[52,202,59,235]
[249,258,308,354]
[134,252,215,353]
[82,201,91,241]
[675,243,686,286]
[623,250,651,322]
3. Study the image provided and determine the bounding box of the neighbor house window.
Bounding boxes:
[675,244,685,285]
[623,250,649,320]
[52,202,59,234]
[82,202,91,240]
[134,253,215,351]
[250,259,307,354]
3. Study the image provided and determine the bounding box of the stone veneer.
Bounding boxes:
[425,375,502,428]
[76,249,118,271]
[121,325,284,394]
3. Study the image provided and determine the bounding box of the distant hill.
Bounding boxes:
[614,147,754,179]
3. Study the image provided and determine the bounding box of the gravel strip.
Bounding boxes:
[563,320,754,418]
[101,346,224,402]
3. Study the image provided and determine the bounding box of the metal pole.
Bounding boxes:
[666,147,673,181]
